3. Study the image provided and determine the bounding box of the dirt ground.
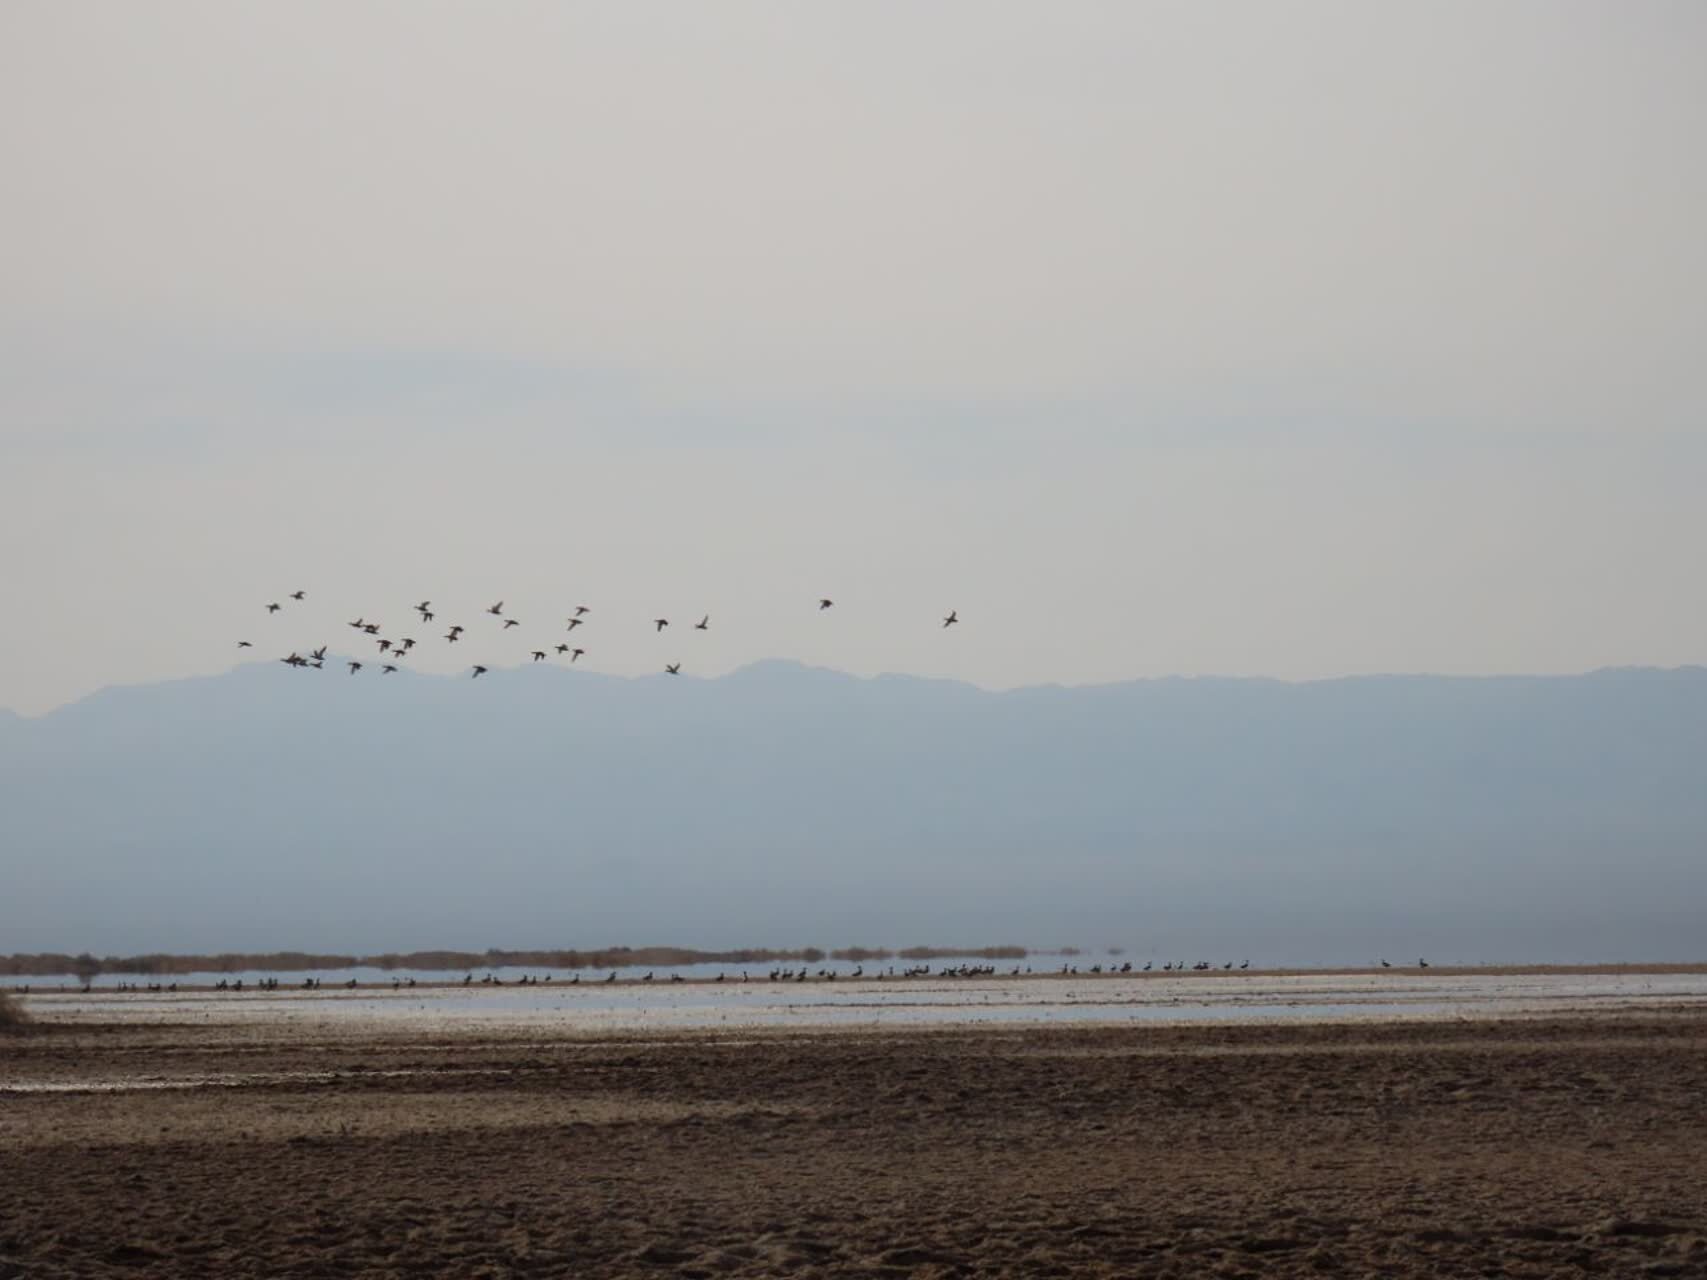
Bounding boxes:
[3,1012,1706,1278]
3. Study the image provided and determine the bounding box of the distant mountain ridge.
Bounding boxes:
[3,661,1705,964]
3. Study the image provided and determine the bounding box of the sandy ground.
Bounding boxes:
[3,1010,1707,1277]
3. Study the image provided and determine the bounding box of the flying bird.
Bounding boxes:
[555,644,571,655]
[503,618,520,629]
[487,601,504,616]
[444,631,461,644]
[266,603,281,613]
[471,665,488,678]
[573,605,590,617]
[363,623,381,635]
[281,653,306,667]
[348,618,366,629]
[237,641,252,648]
[311,646,327,662]
[289,591,305,601]
[398,638,415,651]
[532,651,546,662]
[819,598,833,610]
[571,648,585,662]
[376,639,391,653]
[942,610,959,628]
[565,617,584,631]
[654,618,669,632]
[416,600,431,614]
[665,663,681,675]
[695,615,709,630]
[347,661,362,674]
[382,664,398,674]
[447,625,464,637]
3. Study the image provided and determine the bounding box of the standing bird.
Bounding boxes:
[942,610,959,628]
[665,663,681,675]
[237,641,253,648]
[819,598,834,610]
[266,602,281,613]
[471,665,488,678]
[289,591,306,601]
[347,661,362,674]
[695,615,709,631]
[487,601,504,617]
[654,618,669,632]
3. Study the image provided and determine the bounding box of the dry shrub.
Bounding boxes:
[0,988,29,1030]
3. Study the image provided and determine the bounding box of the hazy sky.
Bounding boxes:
[3,2,1704,715]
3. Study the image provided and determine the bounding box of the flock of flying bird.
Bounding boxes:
[240,592,962,678]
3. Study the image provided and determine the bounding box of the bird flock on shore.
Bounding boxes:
[241,591,961,678]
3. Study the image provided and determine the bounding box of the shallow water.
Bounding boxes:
[18,969,1707,1033]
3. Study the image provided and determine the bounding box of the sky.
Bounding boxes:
[3,2,1704,716]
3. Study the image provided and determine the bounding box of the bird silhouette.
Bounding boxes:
[348,617,366,629]
[573,605,591,617]
[942,609,959,627]
[487,601,504,616]
[347,661,362,674]
[382,664,398,674]
[665,663,681,675]
[282,653,306,667]
[565,617,584,631]
[503,618,520,630]
[555,644,571,655]
[398,638,415,651]
[571,648,585,662]
[420,609,434,622]
[819,598,833,610]
[654,618,669,632]
[531,651,546,662]
[695,615,709,630]
[444,631,461,644]
[376,639,391,653]
[471,665,488,678]
[266,603,281,613]
[447,625,464,638]
[311,647,327,662]
[289,591,305,601]
[237,641,252,648]
[362,623,380,635]
[416,600,431,614]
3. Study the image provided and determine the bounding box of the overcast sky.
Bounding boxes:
[3,2,1703,716]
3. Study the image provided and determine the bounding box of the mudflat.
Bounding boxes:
[4,1012,1706,1278]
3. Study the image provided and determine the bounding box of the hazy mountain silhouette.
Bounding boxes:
[4,661,1705,965]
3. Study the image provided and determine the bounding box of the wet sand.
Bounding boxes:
[4,1008,1707,1277]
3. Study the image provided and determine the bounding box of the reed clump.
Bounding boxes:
[0,988,29,1030]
